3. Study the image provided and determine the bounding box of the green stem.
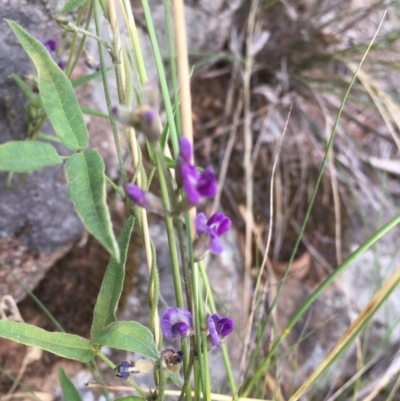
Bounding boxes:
[175,218,192,311]
[140,0,179,155]
[69,1,94,76]
[191,257,205,399]
[58,16,113,55]
[0,368,43,401]
[199,261,237,394]
[163,0,181,134]
[121,0,147,85]
[197,282,211,401]
[93,0,127,185]
[105,175,125,198]
[155,153,184,306]
[157,365,166,401]
[65,0,89,77]
[0,259,64,332]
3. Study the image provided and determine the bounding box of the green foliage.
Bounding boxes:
[166,370,183,387]
[0,321,95,363]
[65,149,120,261]
[60,0,88,14]
[7,21,89,151]
[91,216,135,339]
[92,321,159,360]
[71,69,109,88]
[10,73,41,108]
[80,105,109,119]
[59,367,83,401]
[115,397,145,401]
[0,141,62,172]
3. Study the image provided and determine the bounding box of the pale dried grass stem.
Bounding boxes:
[242,0,259,341]
[239,106,292,378]
[129,128,160,344]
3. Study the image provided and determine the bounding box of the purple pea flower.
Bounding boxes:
[57,59,66,70]
[125,184,149,207]
[161,307,194,340]
[125,184,165,215]
[114,361,135,380]
[207,314,234,349]
[177,137,218,205]
[195,212,232,257]
[179,137,192,165]
[41,38,66,70]
[42,39,57,55]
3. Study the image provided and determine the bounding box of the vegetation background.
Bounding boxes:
[1,0,400,400]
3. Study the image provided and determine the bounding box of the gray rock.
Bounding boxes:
[0,3,84,300]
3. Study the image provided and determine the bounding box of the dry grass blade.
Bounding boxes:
[359,349,400,401]
[239,106,292,377]
[212,95,243,213]
[345,62,400,151]
[288,263,400,401]
[85,382,272,401]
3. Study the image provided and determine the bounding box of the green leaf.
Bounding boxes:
[91,216,135,339]
[38,132,62,144]
[0,141,62,172]
[115,397,145,401]
[0,321,95,363]
[66,149,120,261]
[92,321,159,360]
[7,21,89,151]
[10,73,41,108]
[166,370,183,387]
[164,156,175,169]
[60,0,87,14]
[59,367,82,401]
[80,105,109,119]
[71,68,112,88]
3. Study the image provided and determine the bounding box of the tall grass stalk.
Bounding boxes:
[242,9,389,397]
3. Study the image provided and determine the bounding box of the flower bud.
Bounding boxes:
[132,105,161,142]
[112,105,161,142]
[142,82,160,109]
[125,184,166,215]
[161,348,184,372]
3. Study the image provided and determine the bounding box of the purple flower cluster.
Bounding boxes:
[195,212,231,255]
[160,307,233,349]
[125,184,148,207]
[42,38,66,70]
[207,314,234,349]
[176,137,217,205]
[160,307,194,340]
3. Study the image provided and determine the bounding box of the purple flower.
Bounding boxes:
[177,138,217,205]
[195,212,231,254]
[114,361,134,380]
[161,307,193,340]
[179,137,192,164]
[43,39,57,55]
[207,314,234,349]
[57,59,66,70]
[124,184,166,215]
[41,39,66,70]
[125,184,148,207]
